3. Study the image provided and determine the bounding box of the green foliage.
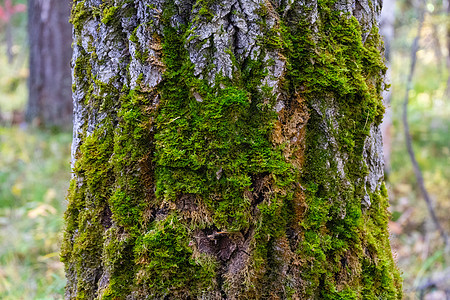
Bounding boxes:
[0,127,71,299]
[0,48,27,114]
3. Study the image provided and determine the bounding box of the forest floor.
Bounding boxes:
[0,127,70,299]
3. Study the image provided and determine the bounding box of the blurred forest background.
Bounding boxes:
[0,0,448,299]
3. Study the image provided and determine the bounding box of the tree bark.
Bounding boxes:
[26,0,72,128]
[62,0,402,299]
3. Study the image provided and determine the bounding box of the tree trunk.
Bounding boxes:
[62,0,402,299]
[5,20,14,64]
[26,0,72,128]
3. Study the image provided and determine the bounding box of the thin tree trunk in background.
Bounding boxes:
[446,0,450,97]
[62,0,402,298]
[380,0,396,176]
[5,21,13,64]
[430,23,443,75]
[25,0,72,128]
[403,3,449,248]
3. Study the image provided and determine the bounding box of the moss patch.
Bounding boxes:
[134,216,217,297]
[279,2,402,298]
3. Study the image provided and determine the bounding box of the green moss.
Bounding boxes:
[134,216,216,297]
[72,50,93,106]
[191,0,215,22]
[61,125,115,299]
[100,228,135,298]
[70,1,88,35]
[70,1,101,37]
[277,2,401,298]
[152,3,304,295]
[129,27,139,43]
[155,22,296,233]
[63,84,155,298]
[359,184,403,299]
[101,6,119,24]
[198,6,214,21]
[322,287,358,300]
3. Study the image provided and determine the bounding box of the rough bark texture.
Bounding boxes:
[26,0,72,128]
[62,0,402,299]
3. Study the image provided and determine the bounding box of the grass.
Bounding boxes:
[0,127,71,299]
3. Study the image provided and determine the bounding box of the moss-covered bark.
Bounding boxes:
[62,0,402,299]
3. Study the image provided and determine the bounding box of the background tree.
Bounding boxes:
[380,0,395,176]
[61,0,402,299]
[25,0,72,128]
[0,0,26,64]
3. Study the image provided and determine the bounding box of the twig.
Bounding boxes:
[417,270,450,291]
[402,0,449,248]
[5,21,13,64]
[446,0,450,97]
[416,266,450,299]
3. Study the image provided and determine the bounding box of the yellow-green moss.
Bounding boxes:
[279,1,402,298]
[154,18,297,234]
[134,216,217,297]
[101,6,119,24]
